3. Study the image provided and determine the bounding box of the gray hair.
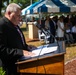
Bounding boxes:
[6,3,21,13]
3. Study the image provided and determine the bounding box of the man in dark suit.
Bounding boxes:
[0,3,36,75]
[49,17,56,43]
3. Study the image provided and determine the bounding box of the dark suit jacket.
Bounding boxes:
[49,19,56,36]
[0,17,28,75]
[48,19,56,43]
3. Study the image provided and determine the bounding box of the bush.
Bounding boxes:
[0,67,6,75]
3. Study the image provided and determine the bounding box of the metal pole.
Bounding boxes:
[31,0,32,5]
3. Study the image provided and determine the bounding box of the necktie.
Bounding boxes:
[16,26,25,46]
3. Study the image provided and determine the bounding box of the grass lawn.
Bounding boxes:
[21,23,76,63]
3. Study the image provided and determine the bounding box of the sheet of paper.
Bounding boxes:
[20,45,58,60]
[31,45,58,57]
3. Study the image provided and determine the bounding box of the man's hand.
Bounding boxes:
[23,50,35,57]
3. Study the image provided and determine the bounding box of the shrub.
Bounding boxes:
[0,67,6,75]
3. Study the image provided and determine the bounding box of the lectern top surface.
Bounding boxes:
[16,41,66,64]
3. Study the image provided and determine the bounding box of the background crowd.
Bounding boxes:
[31,14,76,44]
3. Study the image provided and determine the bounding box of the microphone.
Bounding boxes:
[33,21,57,41]
[33,21,48,36]
[43,28,61,52]
[33,21,41,29]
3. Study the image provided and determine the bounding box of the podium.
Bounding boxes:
[16,41,66,75]
[28,22,38,39]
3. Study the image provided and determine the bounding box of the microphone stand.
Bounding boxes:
[41,28,61,53]
[34,22,61,53]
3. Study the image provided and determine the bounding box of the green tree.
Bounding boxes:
[0,0,3,16]
[0,0,10,16]
[0,0,38,17]
[10,0,38,9]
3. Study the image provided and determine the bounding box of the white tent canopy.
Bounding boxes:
[22,0,76,15]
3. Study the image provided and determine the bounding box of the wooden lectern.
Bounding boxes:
[28,22,38,39]
[16,41,66,75]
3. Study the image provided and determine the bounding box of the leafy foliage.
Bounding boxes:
[0,67,6,75]
[0,0,38,16]
[11,0,38,9]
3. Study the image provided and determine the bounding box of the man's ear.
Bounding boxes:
[8,11,12,17]
[9,12,14,17]
[8,11,11,15]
